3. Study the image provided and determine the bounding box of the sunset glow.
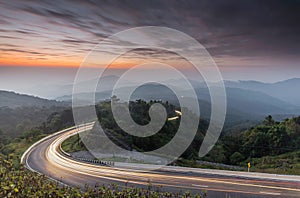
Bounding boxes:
[1,0,299,75]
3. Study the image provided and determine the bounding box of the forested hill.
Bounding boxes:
[0,90,68,108]
[240,116,300,157]
[203,115,300,174]
[0,90,70,138]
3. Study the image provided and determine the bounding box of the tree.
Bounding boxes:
[0,128,7,146]
[263,115,275,126]
[230,152,244,165]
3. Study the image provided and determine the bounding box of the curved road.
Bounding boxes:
[22,124,300,197]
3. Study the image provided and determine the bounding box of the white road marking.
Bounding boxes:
[192,184,209,188]
[259,191,281,196]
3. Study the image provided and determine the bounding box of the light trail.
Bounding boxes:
[23,124,300,197]
[167,110,182,121]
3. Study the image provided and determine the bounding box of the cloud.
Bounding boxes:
[0,0,300,66]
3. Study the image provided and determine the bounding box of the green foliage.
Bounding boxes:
[0,128,8,149]
[241,115,293,158]
[0,106,67,138]
[0,107,74,170]
[203,115,300,174]
[250,151,300,175]
[22,128,43,139]
[202,144,226,163]
[230,152,244,165]
[96,100,207,153]
[44,109,74,133]
[61,133,86,153]
[262,115,275,126]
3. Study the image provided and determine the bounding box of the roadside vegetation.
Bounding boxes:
[0,154,206,197]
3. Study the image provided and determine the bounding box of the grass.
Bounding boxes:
[61,133,86,153]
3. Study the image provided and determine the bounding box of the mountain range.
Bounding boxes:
[56,76,300,119]
[1,76,300,127]
[224,78,300,106]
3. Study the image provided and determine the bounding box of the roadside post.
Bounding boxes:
[248,162,251,172]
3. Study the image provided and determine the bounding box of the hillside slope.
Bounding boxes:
[0,90,68,108]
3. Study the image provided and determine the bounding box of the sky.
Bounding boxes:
[0,0,300,96]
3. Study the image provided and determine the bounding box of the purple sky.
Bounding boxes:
[0,0,300,96]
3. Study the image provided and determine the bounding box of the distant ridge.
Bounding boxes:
[224,78,300,106]
[0,90,68,108]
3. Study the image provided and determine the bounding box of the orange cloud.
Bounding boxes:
[0,50,191,70]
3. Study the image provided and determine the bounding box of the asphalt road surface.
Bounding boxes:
[22,124,300,198]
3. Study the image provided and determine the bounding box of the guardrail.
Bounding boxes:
[71,157,115,166]
[196,160,245,171]
[56,125,115,167]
